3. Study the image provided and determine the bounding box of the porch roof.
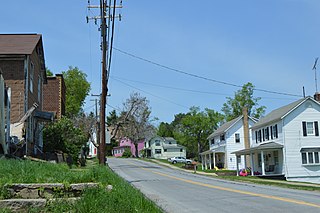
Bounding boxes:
[200,146,225,155]
[232,142,283,155]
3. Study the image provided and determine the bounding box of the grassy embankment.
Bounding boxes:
[0,158,162,213]
[147,158,320,192]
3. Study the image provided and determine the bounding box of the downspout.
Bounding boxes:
[24,55,29,156]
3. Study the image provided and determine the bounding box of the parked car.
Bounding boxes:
[168,156,192,164]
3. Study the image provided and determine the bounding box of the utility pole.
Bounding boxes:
[87,0,122,165]
[91,95,100,160]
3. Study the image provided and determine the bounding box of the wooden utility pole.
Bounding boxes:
[87,0,122,165]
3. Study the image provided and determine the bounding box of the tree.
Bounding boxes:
[63,66,91,117]
[43,117,87,163]
[173,107,224,160]
[46,67,53,77]
[112,92,156,157]
[221,82,266,121]
[157,122,174,137]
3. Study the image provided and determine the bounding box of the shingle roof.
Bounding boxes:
[207,116,242,140]
[252,97,307,129]
[0,34,41,55]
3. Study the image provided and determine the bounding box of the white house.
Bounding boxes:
[233,96,320,184]
[145,136,186,159]
[201,114,257,170]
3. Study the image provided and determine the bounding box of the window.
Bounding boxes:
[155,140,161,146]
[220,134,225,141]
[301,148,320,165]
[164,149,167,152]
[235,133,240,143]
[210,138,215,145]
[30,62,34,93]
[272,125,278,139]
[155,149,161,154]
[302,121,319,137]
[255,131,258,143]
[37,76,41,102]
[264,128,269,140]
[180,149,183,152]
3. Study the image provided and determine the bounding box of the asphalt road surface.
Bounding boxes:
[108,158,320,213]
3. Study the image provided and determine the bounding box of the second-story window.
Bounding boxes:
[302,121,319,137]
[220,134,225,141]
[210,138,215,145]
[235,133,240,143]
[155,140,161,146]
[30,62,34,93]
[37,76,41,102]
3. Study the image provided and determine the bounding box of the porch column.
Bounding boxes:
[236,155,239,176]
[213,152,216,169]
[205,154,208,170]
[201,155,204,170]
[244,154,247,169]
[261,151,265,175]
[250,153,254,176]
[209,153,212,170]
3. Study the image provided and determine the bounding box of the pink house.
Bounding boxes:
[112,138,145,157]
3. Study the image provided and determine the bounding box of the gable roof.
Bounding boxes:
[207,116,242,140]
[0,34,42,55]
[252,96,318,129]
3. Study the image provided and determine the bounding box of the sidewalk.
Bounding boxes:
[148,159,320,189]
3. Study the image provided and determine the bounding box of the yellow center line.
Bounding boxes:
[132,162,320,209]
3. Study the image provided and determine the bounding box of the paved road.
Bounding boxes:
[108,158,320,213]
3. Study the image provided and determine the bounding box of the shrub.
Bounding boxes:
[121,148,131,158]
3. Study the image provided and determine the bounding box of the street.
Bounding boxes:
[108,158,320,213]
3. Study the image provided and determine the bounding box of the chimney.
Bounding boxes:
[314,92,320,102]
[242,107,251,167]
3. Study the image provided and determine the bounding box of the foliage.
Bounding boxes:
[63,66,91,118]
[46,67,53,77]
[173,107,224,159]
[157,122,174,137]
[221,82,266,121]
[121,148,132,158]
[43,117,87,163]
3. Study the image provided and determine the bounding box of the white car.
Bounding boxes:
[168,156,192,164]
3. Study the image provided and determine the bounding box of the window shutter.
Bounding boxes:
[255,131,258,143]
[270,126,273,139]
[275,124,278,138]
[315,121,319,136]
[302,122,307,137]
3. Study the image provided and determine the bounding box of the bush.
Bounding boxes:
[121,148,131,158]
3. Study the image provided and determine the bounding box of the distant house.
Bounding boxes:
[145,136,186,159]
[233,96,320,184]
[201,115,257,170]
[0,34,53,157]
[43,74,66,120]
[112,138,145,157]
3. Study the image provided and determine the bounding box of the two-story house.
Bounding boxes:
[145,136,186,159]
[112,137,145,157]
[0,34,52,157]
[201,114,257,170]
[233,96,320,184]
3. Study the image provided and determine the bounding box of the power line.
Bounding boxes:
[113,47,303,98]
[111,75,298,101]
[112,78,190,109]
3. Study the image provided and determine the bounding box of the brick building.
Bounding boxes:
[43,74,66,120]
[0,34,51,156]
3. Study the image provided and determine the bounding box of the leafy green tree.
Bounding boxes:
[173,107,224,160]
[121,148,132,158]
[157,122,174,137]
[63,66,91,117]
[43,117,87,163]
[46,67,53,77]
[221,82,266,121]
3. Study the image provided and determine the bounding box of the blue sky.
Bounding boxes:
[1,0,320,124]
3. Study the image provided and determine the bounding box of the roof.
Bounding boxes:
[252,97,315,129]
[207,116,242,139]
[200,146,226,155]
[232,142,283,155]
[163,144,185,149]
[0,34,42,54]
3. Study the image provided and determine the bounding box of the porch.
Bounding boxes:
[232,142,284,177]
[200,146,226,170]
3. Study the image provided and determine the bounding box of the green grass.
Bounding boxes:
[0,159,162,213]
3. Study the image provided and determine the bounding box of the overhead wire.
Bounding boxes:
[112,47,303,98]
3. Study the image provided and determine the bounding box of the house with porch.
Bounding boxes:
[145,136,186,159]
[233,96,320,184]
[201,114,257,170]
